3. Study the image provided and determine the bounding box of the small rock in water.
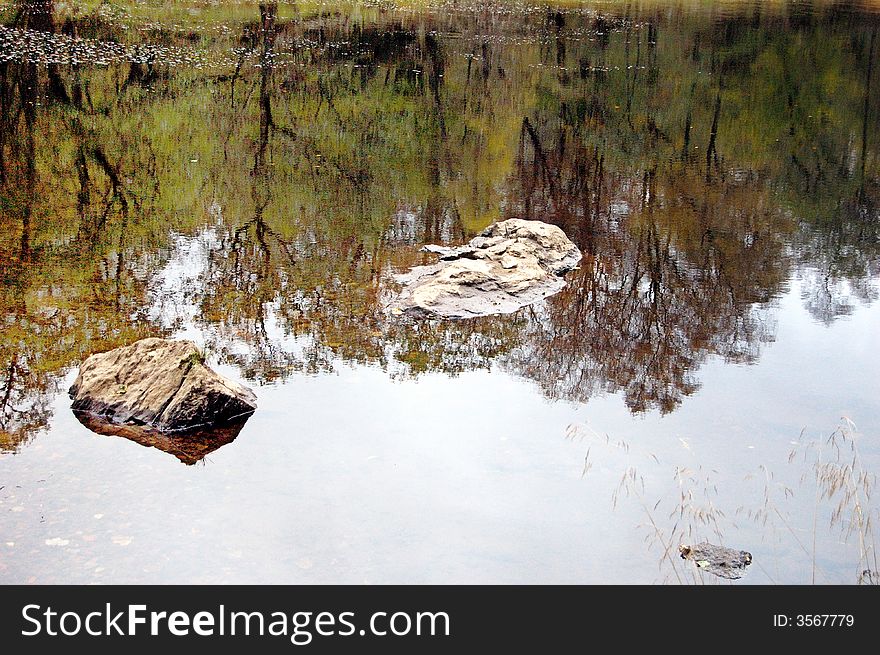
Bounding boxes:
[391,219,581,319]
[679,542,753,580]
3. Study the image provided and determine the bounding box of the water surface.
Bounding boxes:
[1,0,879,584]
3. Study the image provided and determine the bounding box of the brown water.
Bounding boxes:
[1,0,879,584]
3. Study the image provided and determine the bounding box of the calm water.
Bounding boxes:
[1,0,879,584]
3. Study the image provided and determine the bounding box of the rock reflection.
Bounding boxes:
[1,1,878,447]
[73,412,251,465]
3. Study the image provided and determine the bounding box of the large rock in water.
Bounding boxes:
[69,338,257,433]
[392,219,582,319]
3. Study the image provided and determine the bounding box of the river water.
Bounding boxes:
[1,0,878,584]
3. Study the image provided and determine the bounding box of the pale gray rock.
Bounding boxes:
[69,338,257,432]
[679,543,753,580]
[391,219,581,319]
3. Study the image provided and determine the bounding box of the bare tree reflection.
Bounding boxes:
[503,124,788,411]
[0,1,878,450]
[0,1,158,450]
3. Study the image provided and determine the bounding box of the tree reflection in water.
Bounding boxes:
[0,0,877,451]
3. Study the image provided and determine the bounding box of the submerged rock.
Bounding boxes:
[679,542,753,580]
[392,219,581,319]
[69,338,257,433]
